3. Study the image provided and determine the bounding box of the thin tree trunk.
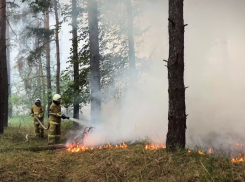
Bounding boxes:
[87,0,101,123]
[35,18,46,107]
[45,10,52,113]
[2,0,7,129]
[3,15,7,128]
[126,0,136,82]
[6,19,11,119]
[166,0,186,151]
[72,0,79,124]
[0,0,7,135]
[0,0,7,133]
[39,60,46,106]
[54,0,60,94]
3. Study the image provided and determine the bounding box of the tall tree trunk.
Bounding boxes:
[45,10,52,113]
[87,0,101,123]
[39,59,46,106]
[54,0,60,94]
[0,0,7,134]
[36,18,46,107]
[126,0,136,82]
[72,0,79,124]
[6,19,11,119]
[166,0,186,151]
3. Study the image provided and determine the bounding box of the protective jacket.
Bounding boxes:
[48,102,61,144]
[30,104,45,137]
[30,105,45,124]
[49,102,61,124]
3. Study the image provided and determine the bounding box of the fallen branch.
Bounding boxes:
[74,127,93,143]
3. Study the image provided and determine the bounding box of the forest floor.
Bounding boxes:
[0,116,244,182]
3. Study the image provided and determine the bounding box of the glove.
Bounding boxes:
[61,114,69,119]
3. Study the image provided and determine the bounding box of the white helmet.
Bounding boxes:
[35,98,41,103]
[53,94,62,101]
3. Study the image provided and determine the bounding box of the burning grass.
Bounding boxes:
[1,143,245,182]
[1,116,245,181]
[67,142,128,152]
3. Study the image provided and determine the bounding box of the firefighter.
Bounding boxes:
[48,94,69,145]
[30,98,45,138]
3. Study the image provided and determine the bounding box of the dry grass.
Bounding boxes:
[0,116,245,182]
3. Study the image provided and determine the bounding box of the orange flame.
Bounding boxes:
[198,150,205,155]
[231,157,245,163]
[67,142,128,153]
[144,143,166,150]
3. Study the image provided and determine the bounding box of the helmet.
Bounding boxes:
[35,98,41,103]
[53,94,62,101]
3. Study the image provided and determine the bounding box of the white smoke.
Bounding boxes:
[66,0,245,150]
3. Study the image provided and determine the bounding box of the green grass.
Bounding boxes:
[0,116,73,149]
[0,116,245,181]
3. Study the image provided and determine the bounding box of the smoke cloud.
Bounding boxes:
[66,0,245,151]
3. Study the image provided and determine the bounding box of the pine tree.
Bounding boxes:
[87,0,101,123]
[166,0,187,151]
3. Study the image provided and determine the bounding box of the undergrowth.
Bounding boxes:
[0,116,245,182]
[0,115,73,149]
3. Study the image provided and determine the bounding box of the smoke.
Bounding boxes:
[66,0,245,150]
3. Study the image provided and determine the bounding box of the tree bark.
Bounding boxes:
[54,0,60,94]
[6,20,11,119]
[166,0,186,151]
[0,0,6,134]
[35,18,46,107]
[45,10,52,113]
[87,0,101,123]
[39,59,46,106]
[72,0,79,125]
[126,0,136,82]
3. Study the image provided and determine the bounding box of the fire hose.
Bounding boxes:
[25,114,70,142]
[34,115,50,130]
[33,113,69,130]
[31,114,93,144]
[49,113,70,119]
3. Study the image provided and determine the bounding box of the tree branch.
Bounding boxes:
[6,1,20,8]
[0,5,6,9]
[168,18,175,27]
[6,18,17,36]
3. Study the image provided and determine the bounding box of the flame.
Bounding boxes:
[144,143,166,150]
[67,142,128,153]
[231,157,245,163]
[198,150,205,155]
[68,141,245,163]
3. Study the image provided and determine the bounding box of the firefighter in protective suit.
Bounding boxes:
[48,94,69,144]
[30,98,45,138]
